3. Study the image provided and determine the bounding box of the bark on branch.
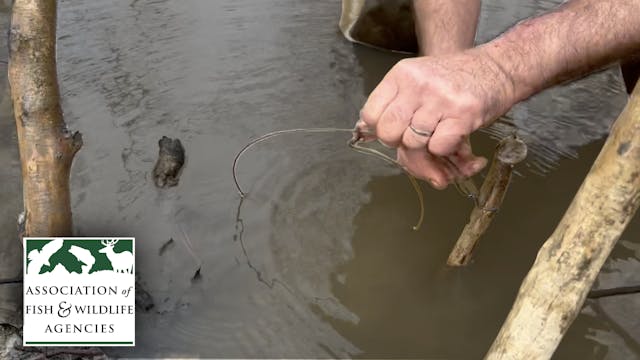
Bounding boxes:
[447,135,527,266]
[9,0,81,237]
[2,0,86,355]
[485,85,640,359]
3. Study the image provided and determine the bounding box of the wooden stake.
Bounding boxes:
[9,0,81,237]
[485,85,640,359]
[447,135,527,266]
[2,4,107,358]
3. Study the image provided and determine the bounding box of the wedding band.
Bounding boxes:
[409,125,433,137]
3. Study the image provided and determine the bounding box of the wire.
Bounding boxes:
[232,128,354,197]
[232,127,426,230]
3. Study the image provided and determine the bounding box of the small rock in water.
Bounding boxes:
[153,136,185,188]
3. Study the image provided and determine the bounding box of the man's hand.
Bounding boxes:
[361,0,640,189]
[358,50,515,188]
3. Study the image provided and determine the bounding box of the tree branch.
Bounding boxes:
[9,0,81,237]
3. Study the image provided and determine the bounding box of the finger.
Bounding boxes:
[397,146,452,189]
[360,77,399,130]
[401,106,442,150]
[428,117,475,157]
[446,137,488,177]
[377,93,420,147]
[354,120,377,142]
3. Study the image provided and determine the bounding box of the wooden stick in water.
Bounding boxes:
[447,135,527,266]
[485,84,640,359]
[9,0,83,237]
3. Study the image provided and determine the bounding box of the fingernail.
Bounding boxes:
[429,178,440,188]
[356,120,374,134]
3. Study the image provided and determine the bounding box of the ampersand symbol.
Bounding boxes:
[58,301,71,318]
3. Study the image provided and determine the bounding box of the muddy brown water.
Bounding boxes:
[0,0,638,358]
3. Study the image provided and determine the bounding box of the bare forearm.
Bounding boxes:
[478,0,640,104]
[413,0,480,55]
[360,0,640,185]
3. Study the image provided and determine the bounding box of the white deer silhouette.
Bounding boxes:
[99,239,134,274]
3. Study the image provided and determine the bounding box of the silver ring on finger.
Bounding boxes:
[409,124,433,137]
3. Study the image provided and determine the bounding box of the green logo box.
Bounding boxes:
[23,238,136,347]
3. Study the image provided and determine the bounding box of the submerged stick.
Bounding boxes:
[486,84,640,359]
[588,285,640,299]
[447,135,527,266]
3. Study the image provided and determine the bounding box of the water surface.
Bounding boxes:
[0,0,637,358]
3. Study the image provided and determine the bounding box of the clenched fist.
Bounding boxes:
[358,49,516,189]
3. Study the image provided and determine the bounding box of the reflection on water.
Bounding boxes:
[0,0,636,358]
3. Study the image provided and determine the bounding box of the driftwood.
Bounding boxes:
[485,85,640,359]
[9,0,81,237]
[447,135,527,266]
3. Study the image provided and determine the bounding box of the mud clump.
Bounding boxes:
[153,136,185,188]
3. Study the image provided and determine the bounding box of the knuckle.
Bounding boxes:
[393,59,418,82]
[381,104,407,126]
[395,58,411,72]
[457,93,483,117]
[459,93,482,111]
